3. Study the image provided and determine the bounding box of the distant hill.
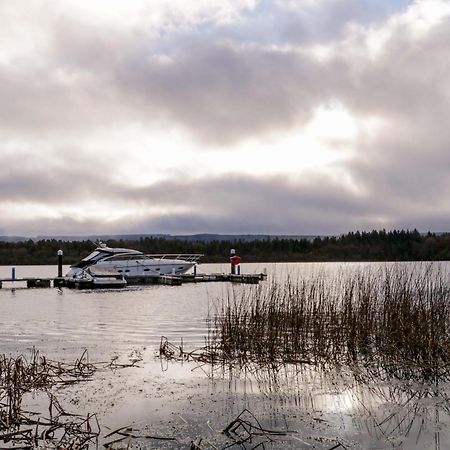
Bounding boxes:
[169,234,318,242]
[0,236,29,242]
[0,233,318,243]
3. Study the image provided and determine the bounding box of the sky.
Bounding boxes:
[1,0,449,236]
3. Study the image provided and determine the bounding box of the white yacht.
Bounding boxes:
[66,245,203,279]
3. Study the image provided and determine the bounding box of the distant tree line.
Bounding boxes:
[0,229,449,265]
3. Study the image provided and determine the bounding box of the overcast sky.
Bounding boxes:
[1,0,449,236]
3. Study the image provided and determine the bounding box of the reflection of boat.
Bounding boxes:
[66,244,203,280]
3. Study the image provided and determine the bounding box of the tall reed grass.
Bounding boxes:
[210,264,450,379]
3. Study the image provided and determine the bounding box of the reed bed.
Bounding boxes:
[207,264,450,379]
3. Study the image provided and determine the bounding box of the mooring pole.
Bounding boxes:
[230,249,235,275]
[230,249,241,275]
[57,250,63,278]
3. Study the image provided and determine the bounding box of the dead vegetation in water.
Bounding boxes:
[159,336,219,373]
[3,347,323,450]
[160,339,450,449]
[211,264,450,381]
[102,425,177,448]
[161,264,450,381]
[0,348,100,449]
[157,264,450,448]
[0,348,144,449]
[97,403,346,450]
[189,409,348,450]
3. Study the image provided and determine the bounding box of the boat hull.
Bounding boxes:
[67,260,195,280]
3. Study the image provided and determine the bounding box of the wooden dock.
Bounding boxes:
[127,272,267,286]
[0,272,267,289]
[0,277,57,289]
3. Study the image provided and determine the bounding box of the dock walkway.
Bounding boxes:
[0,272,267,289]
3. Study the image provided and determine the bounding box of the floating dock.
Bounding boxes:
[0,272,267,289]
[0,277,56,289]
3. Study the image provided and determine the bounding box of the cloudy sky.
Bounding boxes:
[1,0,449,236]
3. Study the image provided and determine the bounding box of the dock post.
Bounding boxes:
[230,249,241,275]
[11,267,16,281]
[57,250,63,278]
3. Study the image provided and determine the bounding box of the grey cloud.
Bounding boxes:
[0,2,345,143]
[124,174,442,233]
[334,18,450,208]
[0,151,120,202]
[111,38,331,145]
[2,0,450,235]
[339,21,450,120]
[0,165,363,213]
[1,173,439,235]
[0,0,416,146]
[0,64,120,134]
[349,128,450,204]
[1,216,109,237]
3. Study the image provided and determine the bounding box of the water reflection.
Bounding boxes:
[203,360,450,449]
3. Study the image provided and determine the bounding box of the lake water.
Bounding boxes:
[0,262,265,357]
[0,261,376,357]
[1,261,450,449]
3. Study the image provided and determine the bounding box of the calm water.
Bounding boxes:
[0,261,373,358]
[1,261,450,449]
[0,262,265,357]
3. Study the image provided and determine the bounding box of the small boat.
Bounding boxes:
[66,244,203,280]
[68,267,127,289]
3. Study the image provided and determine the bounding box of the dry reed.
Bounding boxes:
[207,264,450,380]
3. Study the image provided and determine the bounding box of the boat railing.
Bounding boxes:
[143,254,204,262]
[101,253,204,263]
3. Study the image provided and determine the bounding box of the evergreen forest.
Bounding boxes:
[0,230,449,265]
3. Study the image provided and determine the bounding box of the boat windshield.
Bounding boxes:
[72,251,110,269]
[81,251,104,262]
